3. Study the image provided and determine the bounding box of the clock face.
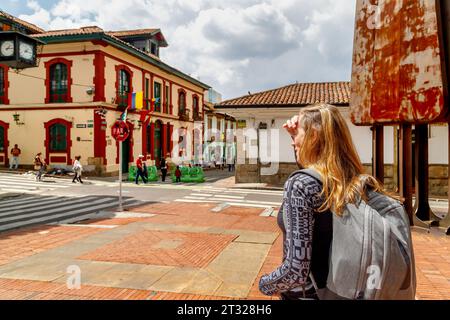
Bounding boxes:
[19,42,34,61]
[0,41,14,57]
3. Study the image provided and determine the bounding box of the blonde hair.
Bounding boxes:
[297,103,384,216]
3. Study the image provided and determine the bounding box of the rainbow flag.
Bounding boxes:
[129,92,144,110]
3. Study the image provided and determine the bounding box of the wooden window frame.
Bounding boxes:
[45,58,73,104]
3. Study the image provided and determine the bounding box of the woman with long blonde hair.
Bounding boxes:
[259,103,385,300]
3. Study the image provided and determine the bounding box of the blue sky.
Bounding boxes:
[1,0,357,100]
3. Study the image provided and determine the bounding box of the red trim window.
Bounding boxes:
[0,120,9,162]
[45,58,73,104]
[115,65,133,108]
[164,83,169,113]
[192,94,200,120]
[178,89,187,116]
[0,65,10,105]
[44,118,72,165]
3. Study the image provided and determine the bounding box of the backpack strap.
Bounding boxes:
[288,168,323,185]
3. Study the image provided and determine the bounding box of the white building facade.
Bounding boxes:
[215,82,449,196]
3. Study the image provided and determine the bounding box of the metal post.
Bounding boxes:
[372,125,384,183]
[393,126,399,192]
[399,124,414,226]
[119,140,123,212]
[439,123,450,234]
[414,124,441,224]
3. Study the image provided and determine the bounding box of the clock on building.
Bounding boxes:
[0,31,45,69]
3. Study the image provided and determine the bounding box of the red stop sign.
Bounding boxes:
[111,120,130,142]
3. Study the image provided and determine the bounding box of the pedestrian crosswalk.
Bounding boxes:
[174,186,283,210]
[0,194,146,232]
[0,172,78,194]
[0,172,114,194]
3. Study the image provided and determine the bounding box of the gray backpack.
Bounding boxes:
[300,169,417,300]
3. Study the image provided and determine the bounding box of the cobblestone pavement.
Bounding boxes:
[0,202,448,300]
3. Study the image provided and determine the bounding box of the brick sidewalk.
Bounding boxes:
[0,202,448,300]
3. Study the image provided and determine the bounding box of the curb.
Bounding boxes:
[231,186,284,191]
[0,193,23,200]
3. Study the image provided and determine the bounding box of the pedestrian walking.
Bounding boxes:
[259,104,416,300]
[160,157,168,182]
[143,160,149,181]
[72,156,83,183]
[9,144,21,170]
[135,155,147,185]
[175,166,182,183]
[34,152,46,181]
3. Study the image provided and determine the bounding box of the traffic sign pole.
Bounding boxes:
[119,140,123,212]
[111,119,130,212]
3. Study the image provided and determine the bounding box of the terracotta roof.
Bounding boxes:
[30,25,209,89]
[217,82,351,107]
[0,11,45,34]
[107,29,159,37]
[32,26,104,38]
[108,29,168,47]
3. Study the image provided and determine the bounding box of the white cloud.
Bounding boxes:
[17,0,357,99]
[19,0,51,28]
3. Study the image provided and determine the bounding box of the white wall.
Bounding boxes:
[234,114,449,167]
[429,125,448,164]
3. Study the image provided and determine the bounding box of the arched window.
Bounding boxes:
[179,91,186,114]
[49,123,67,152]
[0,126,4,152]
[119,70,130,95]
[193,96,199,119]
[115,66,133,108]
[49,63,69,103]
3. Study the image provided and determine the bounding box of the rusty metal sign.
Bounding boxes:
[351,0,447,125]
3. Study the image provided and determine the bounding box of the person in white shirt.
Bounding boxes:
[72,156,83,183]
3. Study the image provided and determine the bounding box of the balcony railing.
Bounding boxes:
[193,112,203,121]
[116,92,129,109]
[179,108,190,121]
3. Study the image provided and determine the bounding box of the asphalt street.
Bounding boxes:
[0,170,284,232]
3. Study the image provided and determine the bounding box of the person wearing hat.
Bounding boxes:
[135,155,148,185]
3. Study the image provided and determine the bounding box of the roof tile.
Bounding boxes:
[217,82,350,107]
[107,29,159,37]
[0,11,45,34]
[32,26,104,37]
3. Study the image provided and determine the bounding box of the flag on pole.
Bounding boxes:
[139,110,151,123]
[129,92,144,110]
[131,92,136,110]
[120,109,127,121]
[136,92,144,110]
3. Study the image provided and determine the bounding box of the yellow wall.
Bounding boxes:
[6,41,206,109]
[1,40,207,173]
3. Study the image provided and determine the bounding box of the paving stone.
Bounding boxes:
[207,243,270,273]
[112,265,174,290]
[214,283,252,298]
[142,223,210,234]
[0,257,69,282]
[234,231,278,245]
[149,267,200,293]
[180,269,223,296]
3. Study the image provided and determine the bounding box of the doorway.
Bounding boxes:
[122,137,130,173]
[154,120,162,167]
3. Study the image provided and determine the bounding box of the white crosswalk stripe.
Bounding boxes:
[0,173,113,194]
[175,187,283,210]
[0,194,147,232]
[0,173,74,194]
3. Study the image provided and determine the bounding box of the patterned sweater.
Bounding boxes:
[259,172,324,296]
